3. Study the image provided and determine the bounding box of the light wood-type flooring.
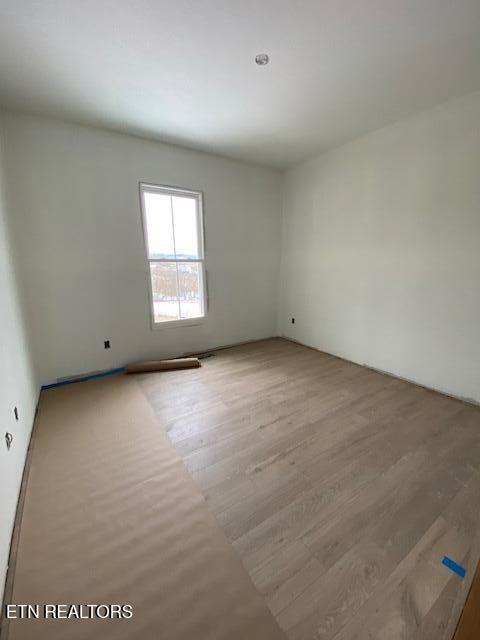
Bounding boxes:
[138,338,480,640]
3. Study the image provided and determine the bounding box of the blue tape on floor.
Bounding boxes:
[41,367,125,390]
[442,556,466,578]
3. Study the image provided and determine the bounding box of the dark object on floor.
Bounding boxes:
[125,357,201,373]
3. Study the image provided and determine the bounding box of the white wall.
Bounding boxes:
[2,113,282,384]
[0,116,38,602]
[280,91,480,403]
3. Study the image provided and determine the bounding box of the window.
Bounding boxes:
[139,183,206,326]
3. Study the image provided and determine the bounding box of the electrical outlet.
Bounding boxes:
[14,406,18,421]
[104,340,111,349]
[5,432,13,451]
[291,318,295,324]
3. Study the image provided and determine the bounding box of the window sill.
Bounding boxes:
[151,317,206,331]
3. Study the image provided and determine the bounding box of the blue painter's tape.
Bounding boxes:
[41,367,125,390]
[442,556,466,578]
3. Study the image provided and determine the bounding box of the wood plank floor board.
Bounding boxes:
[218,472,311,541]
[442,471,480,539]
[329,516,444,639]
[203,474,257,514]
[413,575,460,640]
[138,338,480,640]
[330,516,469,640]
[302,430,474,578]
[300,446,446,556]
[257,543,325,617]
[368,524,469,640]
[267,553,324,617]
[277,541,392,640]
[251,540,316,604]
[166,365,351,445]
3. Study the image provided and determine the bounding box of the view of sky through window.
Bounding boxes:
[144,193,198,259]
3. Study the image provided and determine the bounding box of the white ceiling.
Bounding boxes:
[1,1,480,168]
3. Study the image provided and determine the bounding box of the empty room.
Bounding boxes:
[1,1,480,639]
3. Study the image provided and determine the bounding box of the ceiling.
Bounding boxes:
[1,0,480,169]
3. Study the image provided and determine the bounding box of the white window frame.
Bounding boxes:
[139,182,207,330]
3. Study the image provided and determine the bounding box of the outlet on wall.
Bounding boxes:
[104,340,111,349]
[5,432,13,451]
[291,318,295,324]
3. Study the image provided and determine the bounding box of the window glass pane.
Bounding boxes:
[150,262,180,322]
[144,193,175,259]
[172,196,199,259]
[178,262,202,319]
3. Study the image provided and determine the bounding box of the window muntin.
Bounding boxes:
[140,184,205,325]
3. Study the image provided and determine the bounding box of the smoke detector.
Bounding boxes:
[255,53,270,66]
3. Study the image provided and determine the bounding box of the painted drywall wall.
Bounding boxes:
[2,112,282,384]
[280,91,480,403]
[0,117,38,602]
